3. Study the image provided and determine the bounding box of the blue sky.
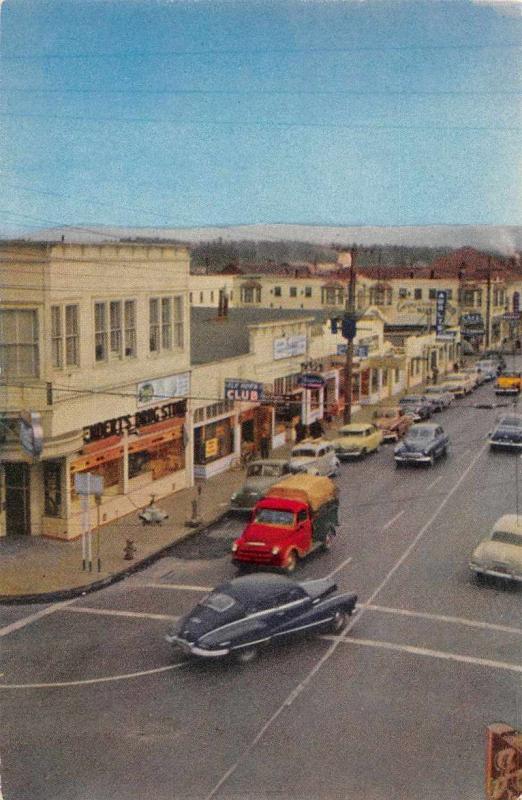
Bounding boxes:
[0,0,521,233]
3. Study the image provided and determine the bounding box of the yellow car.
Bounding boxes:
[332,423,383,460]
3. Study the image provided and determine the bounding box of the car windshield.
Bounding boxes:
[254,508,295,526]
[247,463,282,478]
[498,417,522,428]
[491,531,522,546]
[292,448,316,458]
[341,429,366,436]
[407,428,433,440]
[200,592,236,612]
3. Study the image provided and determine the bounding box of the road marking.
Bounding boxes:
[325,556,352,579]
[0,599,77,638]
[141,582,213,592]
[322,635,522,675]
[0,661,188,690]
[60,606,179,622]
[425,474,443,491]
[362,603,522,637]
[203,441,489,800]
[381,510,405,530]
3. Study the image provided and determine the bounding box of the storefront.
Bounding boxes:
[193,399,237,479]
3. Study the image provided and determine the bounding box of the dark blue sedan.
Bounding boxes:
[165,573,357,664]
[394,422,449,467]
[488,415,522,450]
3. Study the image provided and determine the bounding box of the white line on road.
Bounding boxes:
[0,599,77,638]
[362,603,522,637]
[60,606,179,622]
[141,582,213,592]
[322,634,522,675]
[425,474,444,492]
[381,510,405,530]
[0,661,188,690]
[202,440,489,800]
[325,556,352,579]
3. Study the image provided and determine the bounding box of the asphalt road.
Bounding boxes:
[1,375,522,800]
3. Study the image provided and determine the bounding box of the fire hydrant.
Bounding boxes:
[123,539,137,560]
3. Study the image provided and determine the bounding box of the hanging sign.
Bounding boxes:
[137,372,190,407]
[19,411,43,457]
[224,379,264,402]
[298,373,325,389]
[435,291,447,336]
[273,334,307,360]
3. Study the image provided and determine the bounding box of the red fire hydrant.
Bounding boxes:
[123,539,137,560]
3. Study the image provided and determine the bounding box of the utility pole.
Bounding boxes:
[485,256,492,351]
[343,247,358,424]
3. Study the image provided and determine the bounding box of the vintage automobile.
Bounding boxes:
[423,386,454,410]
[398,395,433,421]
[469,514,522,584]
[165,572,358,663]
[474,360,500,381]
[232,474,339,572]
[488,415,522,450]
[332,422,383,458]
[484,350,507,371]
[289,439,339,476]
[230,459,293,512]
[394,422,449,466]
[461,366,486,388]
[495,372,522,396]
[372,407,412,442]
[438,374,472,398]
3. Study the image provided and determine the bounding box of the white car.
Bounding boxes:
[423,386,454,409]
[289,439,339,477]
[461,366,486,387]
[470,515,522,583]
[475,360,499,382]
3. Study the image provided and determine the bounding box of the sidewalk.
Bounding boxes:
[0,408,369,604]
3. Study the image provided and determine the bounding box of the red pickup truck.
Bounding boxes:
[231,474,339,573]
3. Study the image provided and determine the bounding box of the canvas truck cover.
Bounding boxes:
[265,474,337,513]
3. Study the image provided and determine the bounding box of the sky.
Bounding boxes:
[0,0,521,235]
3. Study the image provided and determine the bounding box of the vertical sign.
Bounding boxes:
[435,291,447,336]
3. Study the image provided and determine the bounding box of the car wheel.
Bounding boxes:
[234,646,259,665]
[327,610,347,634]
[285,550,298,574]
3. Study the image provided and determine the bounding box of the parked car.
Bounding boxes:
[289,439,339,476]
[398,395,433,421]
[488,415,522,450]
[423,386,454,410]
[394,422,449,466]
[232,474,338,572]
[474,360,499,381]
[495,372,522,396]
[461,366,486,388]
[165,572,358,663]
[469,514,522,584]
[372,407,413,442]
[230,459,293,512]
[331,422,383,459]
[439,374,472,398]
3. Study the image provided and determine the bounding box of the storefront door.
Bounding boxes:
[4,462,31,536]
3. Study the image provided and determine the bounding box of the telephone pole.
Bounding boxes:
[343,247,358,424]
[485,256,492,351]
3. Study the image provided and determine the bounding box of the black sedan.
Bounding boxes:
[165,573,357,664]
[398,395,433,421]
[394,422,449,466]
[488,415,522,450]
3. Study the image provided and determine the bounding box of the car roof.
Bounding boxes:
[218,573,299,602]
[493,515,522,535]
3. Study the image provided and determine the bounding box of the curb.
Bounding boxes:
[0,510,230,606]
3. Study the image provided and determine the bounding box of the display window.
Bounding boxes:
[194,418,233,465]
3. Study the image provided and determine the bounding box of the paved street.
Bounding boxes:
[1,377,522,800]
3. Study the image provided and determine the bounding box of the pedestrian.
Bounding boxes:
[260,433,270,459]
[295,421,306,443]
[432,366,439,385]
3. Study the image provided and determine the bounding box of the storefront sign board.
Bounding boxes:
[298,373,325,389]
[205,438,219,458]
[224,379,264,402]
[273,334,307,360]
[137,372,190,407]
[435,290,447,336]
[74,473,104,496]
[84,400,186,443]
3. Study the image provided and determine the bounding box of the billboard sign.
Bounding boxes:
[137,372,189,407]
[224,379,264,402]
[273,334,307,360]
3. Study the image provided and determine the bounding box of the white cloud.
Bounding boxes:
[472,0,522,16]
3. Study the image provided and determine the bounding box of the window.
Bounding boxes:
[305,287,312,298]
[124,300,136,357]
[395,368,400,382]
[429,289,437,300]
[199,292,203,304]
[290,287,297,298]
[240,286,261,303]
[94,302,107,361]
[414,288,422,300]
[322,287,343,305]
[274,286,282,297]
[65,305,79,366]
[149,299,160,352]
[0,308,39,377]
[446,289,453,300]
[399,288,408,298]
[230,291,233,301]
[109,301,122,357]
[210,291,214,303]
[51,306,63,368]
[189,292,193,304]
[52,305,79,368]
[173,296,184,348]
[161,298,172,349]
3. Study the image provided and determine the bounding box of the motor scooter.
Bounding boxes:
[139,496,169,525]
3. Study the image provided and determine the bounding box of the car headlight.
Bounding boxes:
[271,546,280,555]
[231,541,238,553]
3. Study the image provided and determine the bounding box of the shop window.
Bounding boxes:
[44,461,62,517]
[194,419,233,465]
[129,438,184,482]
[0,308,39,377]
[95,302,108,361]
[241,418,255,443]
[124,300,136,357]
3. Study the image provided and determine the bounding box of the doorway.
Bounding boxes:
[4,462,31,536]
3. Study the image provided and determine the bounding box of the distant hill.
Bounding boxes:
[9,223,522,257]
